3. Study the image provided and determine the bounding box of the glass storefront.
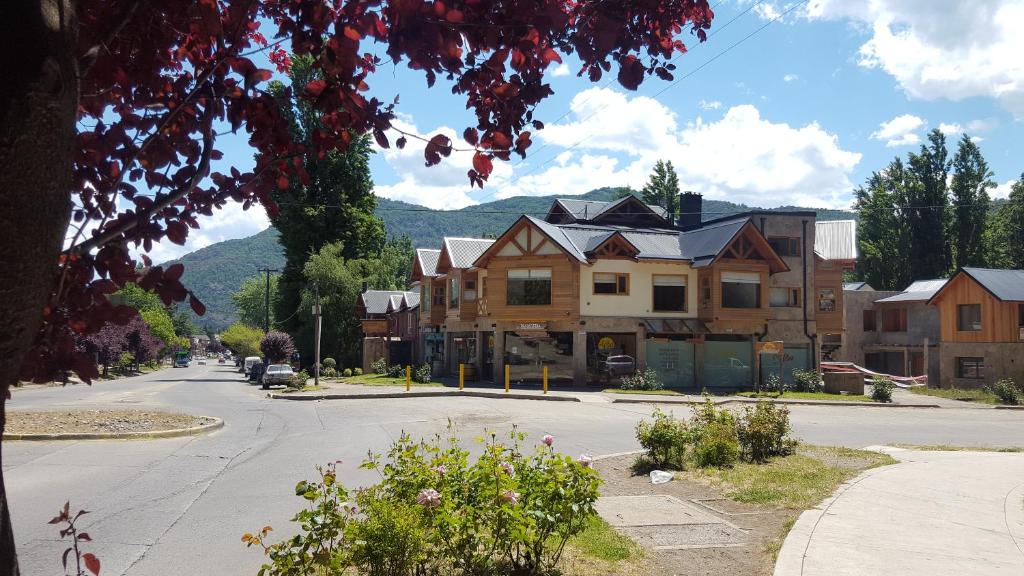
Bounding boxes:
[703,338,753,390]
[759,345,810,387]
[504,331,574,383]
[586,333,637,383]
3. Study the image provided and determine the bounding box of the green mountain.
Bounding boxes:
[166,188,856,331]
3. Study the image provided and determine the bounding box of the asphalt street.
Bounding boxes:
[5,364,1024,575]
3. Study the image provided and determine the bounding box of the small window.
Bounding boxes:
[463,279,477,302]
[767,236,801,257]
[449,277,460,310]
[956,357,984,379]
[957,304,981,331]
[433,284,445,306]
[770,287,800,308]
[507,269,552,306]
[701,277,711,309]
[881,308,907,332]
[422,283,431,313]
[594,273,629,295]
[818,288,836,312]
[863,310,877,332]
[721,271,760,309]
[652,275,686,312]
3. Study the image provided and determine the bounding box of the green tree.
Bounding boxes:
[855,159,912,290]
[295,242,364,367]
[949,135,994,268]
[233,274,281,330]
[220,323,264,359]
[640,160,681,221]
[905,129,951,279]
[987,176,1024,268]
[139,308,177,351]
[170,304,197,338]
[269,56,385,341]
[113,283,164,312]
[346,236,416,292]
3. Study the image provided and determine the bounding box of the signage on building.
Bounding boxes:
[361,319,388,335]
[597,336,616,350]
[756,341,785,355]
[517,322,547,331]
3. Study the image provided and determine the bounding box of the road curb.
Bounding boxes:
[609,397,942,408]
[268,390,581,402]
[993,405,1024,410]
[2,417,224,441]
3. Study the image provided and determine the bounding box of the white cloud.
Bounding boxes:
[754,2,782,20]
[783,74,799,82]
[992,179,1018,200]
[870,114,926,147]
[937,122,962,136]
[551,63,571,77]
[147,201,270,264]
[698,99,722,110]
[806,0,1024,117]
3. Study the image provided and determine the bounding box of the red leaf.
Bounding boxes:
[276,175,289,189]
[165,221,188,245]
[189,293,206,316]
[164,263,184,281]
[493,83,520,101]
[373,129,389,149]
[617,55,645,90]
[63,548,72,569]
[542,47,562,65]
[78,532,92,541]
[396,136,407,149]
[463,127,479,146]
[83,552,100,575]
[305,79,327,98]
[423,134,453,166]
[490,131,512,150]
[472,152,493,177]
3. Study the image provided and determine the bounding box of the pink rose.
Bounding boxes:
[416,488,441,508]
[542,434,554,447]
[578,454,593,468]
[500,490,520,505]
[500,461,515,477]
[433,465,447,476]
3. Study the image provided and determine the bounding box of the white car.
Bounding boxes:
[261,364,294,390]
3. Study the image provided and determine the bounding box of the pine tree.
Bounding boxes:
[641,160,681,221]
[905,129,951,279]
[949,135,994,268]
[855,159,912,290]
[987,175,1024,269]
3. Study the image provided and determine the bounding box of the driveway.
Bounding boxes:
[775,447,1024,576]
[5,365,1024,575]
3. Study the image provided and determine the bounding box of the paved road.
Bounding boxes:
[5,365,1024,575]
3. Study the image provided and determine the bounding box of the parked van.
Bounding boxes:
[243,356,262,376]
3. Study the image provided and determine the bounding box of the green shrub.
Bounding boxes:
[289,370,309,389]
[736,401,796,463]
[342,368,353,378]
[872,377,895,403]
[353,367,363,376]
[322,357,337,370]
[371,357,388,375]
[635,408,688,470]
[619,367,664,391]
[386,364,405,378]
[790,369,823,393]
[413,364,432,384]
[321,367,337,378]
[245,429,601,576]
[987,378,1021,405]
[690,399,739,468]
[115,351,135,373]
[765,373,784,394]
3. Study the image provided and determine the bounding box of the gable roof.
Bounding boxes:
[437,237,495,272]
[814,220,857,261]
[413,248,441,279]
[930,268,1024,304]
[358,290,412,315]
[386,291,420,312]
[546,197,669,223]
[874,279,947,303]
[843,281,873,291]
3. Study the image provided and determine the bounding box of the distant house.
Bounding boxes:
[928,268,1024,389]
[844,281,874,291]
[356,289,420,372]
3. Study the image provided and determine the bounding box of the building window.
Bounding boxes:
[818,288,836,312]
[594,273,629,295]
[957,304,981,331]
[433,284,445,307]
[507,269,552,305]
[422,283,431,313]
[721,271,760,309]
[701,277,712,309]
[464,279,477,302]
[881,308,907,332]
[449,277,459,310]
[652,275,686,312]
[767,236,801,257]
[863,310,877,332]
[1019,304,1023,341]
[956,357,984,379]
[770,287,800,308]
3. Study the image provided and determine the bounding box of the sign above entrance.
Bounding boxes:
[597,337,616,350]
[517,322,547,331]
[756,341,785,355]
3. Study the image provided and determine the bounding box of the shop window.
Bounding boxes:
[881,308,907,332]
[957,304,981,331]
[721,272,760,309]
[504,331,574,382]
[818,288,836,312]
[507,269,551,305]
[652,275,686,312]
[594,272,629,295]
[863,310,877,332]
[449,277,459,310]
[464,279,477,302]
[956,357,984,379]
[770,287,800,308]
[767,236,801,257]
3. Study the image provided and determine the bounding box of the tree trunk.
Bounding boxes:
[0,2,78,575]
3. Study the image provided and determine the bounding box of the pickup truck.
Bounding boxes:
[261,364,294,390]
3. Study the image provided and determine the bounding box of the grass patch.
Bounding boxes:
[280,385,325,393]
[602,388,685,396]
[892,443,1024,453]
[736,391,873,402]
[678,445,896,509]
[562,516,645,576]
[765,515,797,561]
[339,373,444,387]
[909,386,997,404]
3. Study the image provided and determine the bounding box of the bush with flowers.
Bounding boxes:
[244,427,600,576]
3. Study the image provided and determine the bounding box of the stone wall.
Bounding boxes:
[939,341,1024,389]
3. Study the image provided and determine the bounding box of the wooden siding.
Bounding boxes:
[935,273,1022,343]
[815,259,844,333]
[483,255,580,322]
[699,260,770,331]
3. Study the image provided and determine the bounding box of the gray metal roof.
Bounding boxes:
[415,248,441,277]
[359,290,410,315]
[553,197,669,221]
[679,218,748,266]
[814,220,857,261]
[443,237,494,269]
[843,281,874,291]
[962,268,1024,301]
[385,291,420,312]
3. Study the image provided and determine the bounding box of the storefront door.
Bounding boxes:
[703,340,753,390]
[645,340,695,389]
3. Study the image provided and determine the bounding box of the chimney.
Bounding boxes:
[678,191,702,230]
[361,281,369,293]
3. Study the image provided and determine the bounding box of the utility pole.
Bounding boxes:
[313,283,322,388]
[257,267,278,332]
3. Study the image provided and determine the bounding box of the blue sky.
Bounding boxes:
[149,0,1024,262]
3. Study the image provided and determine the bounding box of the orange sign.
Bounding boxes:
[361,319,388,335]
[756,341,785,354]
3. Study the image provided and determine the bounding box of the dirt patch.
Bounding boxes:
[594,454,796,576]
[6,410,213,435]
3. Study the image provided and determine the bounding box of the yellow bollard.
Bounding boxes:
[459,363,465,390]
[505,364,510,393]
[406,365,411,391]
[543,365,548,395]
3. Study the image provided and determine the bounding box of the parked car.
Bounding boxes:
[243,356,262,376]
[601,355,636,380]
[197,358,206,365]
[217,357,225,364]
[261,364,294,390]
[174,356,189,368]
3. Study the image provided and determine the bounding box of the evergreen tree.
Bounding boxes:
[905,129,951,279]
[986,175,1024,269]
[855,159,912,290]
[641,160,681,221]
[949,135,994,268]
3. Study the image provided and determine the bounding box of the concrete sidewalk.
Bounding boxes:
[774,447,1024,576]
